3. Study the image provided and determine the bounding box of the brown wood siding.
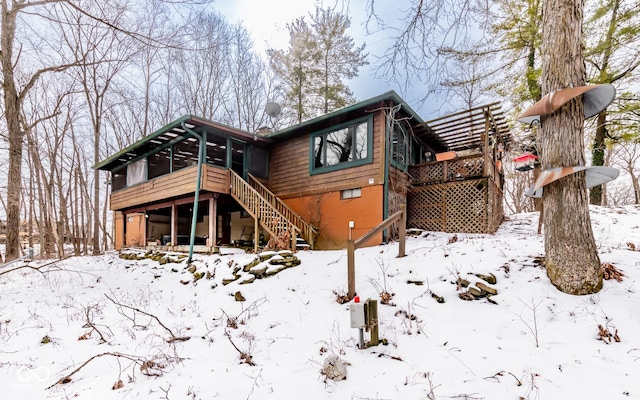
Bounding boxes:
[268,111,387,199]
[110,164,230,211]
[202,165,230,193]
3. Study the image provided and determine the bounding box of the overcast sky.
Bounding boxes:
[211,0,445,120]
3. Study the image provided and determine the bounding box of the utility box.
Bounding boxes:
[350,301,366,329]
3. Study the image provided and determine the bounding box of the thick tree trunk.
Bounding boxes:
[2,5,23,262]
[540,0,602,294]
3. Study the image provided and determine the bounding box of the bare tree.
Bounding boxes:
[611,140,640,204]
[585,0,640,204]
[55,1,137,254]
[0,0,82,261]
[226,24,273,132]
[170,11,232,120]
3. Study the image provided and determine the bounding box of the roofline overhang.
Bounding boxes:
[265,90,425,141]
[93,115,273,171]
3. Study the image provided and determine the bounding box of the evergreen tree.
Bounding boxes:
[310,7,368,115]
[268,17,319,124]
[584,0,640,204]
[268,7,368,123]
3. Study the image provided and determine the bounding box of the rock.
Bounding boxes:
[258,251,277,261]
[476,282,497,296]
[249,265,268,278]
[239,276,256,285]
[456,278,470,288]
[222,276,239,285]
[243,258,261,272]
[321,355,347,381]
[234,291,246,302]
[475,273,497,285]
[187,265,197,273]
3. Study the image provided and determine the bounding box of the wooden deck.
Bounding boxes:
[110,164,230,210]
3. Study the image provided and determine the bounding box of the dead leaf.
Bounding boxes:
[112,380,124,390]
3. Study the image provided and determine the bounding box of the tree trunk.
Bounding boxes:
[2,5,23,262]
[540,0,602,294]
[590,112,607,205]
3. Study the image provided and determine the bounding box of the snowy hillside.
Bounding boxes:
[1,205,639,399]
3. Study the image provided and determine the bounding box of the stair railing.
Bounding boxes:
[247,173,317,249]
[229,170,299,250]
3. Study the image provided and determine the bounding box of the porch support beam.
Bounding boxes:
[181,122,206,263]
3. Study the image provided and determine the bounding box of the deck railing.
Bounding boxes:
[409,154,500,186]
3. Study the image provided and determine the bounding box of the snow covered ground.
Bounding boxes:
[1,205,639,400]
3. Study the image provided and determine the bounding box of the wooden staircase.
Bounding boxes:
[229,170,317,250]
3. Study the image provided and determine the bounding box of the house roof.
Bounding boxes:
[94,115,272,171]
[94,93,510,173]
[265,90,449,152]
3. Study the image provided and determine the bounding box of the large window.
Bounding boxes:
[311,116,372,174]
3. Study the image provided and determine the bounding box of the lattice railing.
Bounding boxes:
[229,170,299,250]
[409,154,485,185]
[407,178,504,234]
[248,174,317,249]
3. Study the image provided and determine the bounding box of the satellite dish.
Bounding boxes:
[517,84,616,125]
[265,102,281,118]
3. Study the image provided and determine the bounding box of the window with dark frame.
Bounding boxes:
[311,116,372,174]
[391,122,409,169]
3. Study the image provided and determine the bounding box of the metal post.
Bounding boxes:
[181,122,205,263]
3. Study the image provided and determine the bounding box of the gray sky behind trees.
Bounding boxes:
[215,0,452,119]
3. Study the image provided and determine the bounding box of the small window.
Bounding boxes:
[341,188,362,199]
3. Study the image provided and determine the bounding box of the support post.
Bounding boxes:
[291,225,297,251]
[398,204,406,258]
[254,216,259,254]
[171,203,177,248]
[181,122,205,263]
[367,299,379,346]
[347,239,355,299]
[209,197,216,251]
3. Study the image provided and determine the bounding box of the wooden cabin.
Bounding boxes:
[94,91,510,252]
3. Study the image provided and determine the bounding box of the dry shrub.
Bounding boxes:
[597,324,621,344]
[602,263,624,282]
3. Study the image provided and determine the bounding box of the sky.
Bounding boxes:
[2,204,639,399]
[212,0,447,120]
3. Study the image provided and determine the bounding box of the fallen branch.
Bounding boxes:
[224,329,255,366]
[105,294,190,343]
[82,303,110,344]
[0,258,63,277]
[46,351,162,390]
